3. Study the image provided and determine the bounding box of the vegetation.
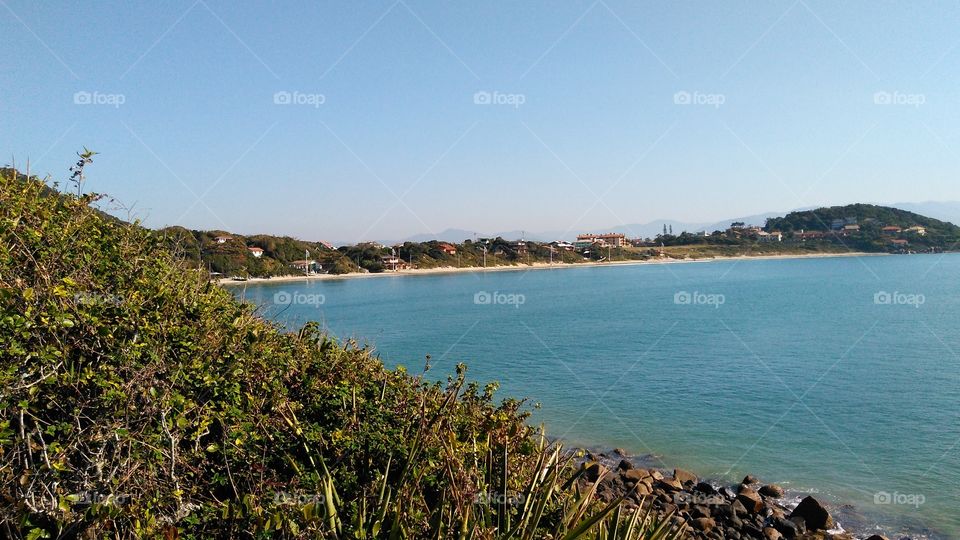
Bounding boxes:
[0,166,684,539]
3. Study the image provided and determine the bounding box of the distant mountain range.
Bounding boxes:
[353,202,960,246]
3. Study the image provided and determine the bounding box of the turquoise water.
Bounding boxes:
[234,254,960,538]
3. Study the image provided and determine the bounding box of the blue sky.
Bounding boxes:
[3,1,960,243]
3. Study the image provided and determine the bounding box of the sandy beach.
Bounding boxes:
[218,251,885,286]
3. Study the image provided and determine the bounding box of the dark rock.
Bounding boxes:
[864,536,889,540]
[674,468,698,485]
[742,475,759,485]
[788,516,806,535]
[736,488,764,513]
[694,481,718,495]
[583,462,605,482]
[743,523,764,539]
[732,499,748,516]
[788,496,834,531]
[693,517,716,531]
[759,484,785,498]
[621,468,649,483]
[720,486,738,499]
[770,517,798,539]
[725,527,742,540]
[692,505,711,519]
[617,459,634,471]
[613,447,627,456]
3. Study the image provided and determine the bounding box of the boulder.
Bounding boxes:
[582,462,605,483]
[759,484,785,498]
[731,499,748,517]
[736,488,764,513]
[763,527,782,540]
[694,481,717,495]
[674,468,698,485]
[770,517,798,539]
[621,468,649,483]
[658,477,683,491]
[692,505,711,519]
[788,496,834,531]
[742,475,759,485]
[617,459,634,471]
[864,536,889,540]
[693,517,716,531]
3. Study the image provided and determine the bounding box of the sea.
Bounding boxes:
[232,254,960,539]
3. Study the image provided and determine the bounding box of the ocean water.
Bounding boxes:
[233,254,960,538]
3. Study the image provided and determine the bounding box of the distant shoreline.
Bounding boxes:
[218,251,887,286]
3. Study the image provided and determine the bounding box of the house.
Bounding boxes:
[905,226,927,236]
[318,240,335,250]
[438,243,457,255]
[214,235,232,244]
[881,226,902,234]
[890,239,909,246]
[552,241,575,251]
[381,255,403,271]
[757,231,782,242]
[575,238,602,250]
[794,230,827,240]
[247,247,264,258]
[289,259,321,274]
[844,224,860,232]
[577,233,627,248]
[514,242,529,256]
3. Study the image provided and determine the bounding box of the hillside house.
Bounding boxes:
[247,247,264,258]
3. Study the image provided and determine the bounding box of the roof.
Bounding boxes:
[247,246,263,252]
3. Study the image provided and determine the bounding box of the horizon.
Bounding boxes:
[4,1,960,242]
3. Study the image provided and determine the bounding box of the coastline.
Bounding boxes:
[218,251,887,286]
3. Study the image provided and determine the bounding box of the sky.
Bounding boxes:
[3,1,960,243]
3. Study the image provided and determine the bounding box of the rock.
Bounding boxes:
[693,517,716,531]
[731,499,748,516]
[650,469,664,481]
[763,527,782,540]
[788,516,806,535]
[613,447,627,456]
[725,527,742,540]
[720,486,738,499]
[658,477,683,491]
[864,536,889,540]
[788,496,834,531]
[621,468,649,483]
[770,517,798,539]
[759,484,785,498]
[692,505,711,519]
[583,462,605,483]
[674,468,698,485]
[617,459,634,471]
[736,488,764,513]
[742,475,759,485]
[694,481,717,495]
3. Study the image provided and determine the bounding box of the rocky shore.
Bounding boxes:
[576,450,898,540]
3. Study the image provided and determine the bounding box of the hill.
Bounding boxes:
[0,168,683,538]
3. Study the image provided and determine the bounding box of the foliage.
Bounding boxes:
[0,167,684,539]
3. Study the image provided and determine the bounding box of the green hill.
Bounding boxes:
[0,169,680,538]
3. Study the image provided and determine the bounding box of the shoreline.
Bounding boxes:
[218,251,888,286]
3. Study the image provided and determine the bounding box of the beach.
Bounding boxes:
[218,251,884,286]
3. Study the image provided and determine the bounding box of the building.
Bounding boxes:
[577,233,627,248]
[318,240,335,250]
[843,224,860,232]
[575,238,602,250]
[890,239,909,247]
[905,226,927,236]
[757,231,782,242]
[381,255,402,271]
[214,235,232,244]
[552,241,574,251]
[794,230,827,240]
[514,242,529,256]
[289,259,321,274]
[881,226,902,234]
[438,243,457,255]
[247,247,264,258]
